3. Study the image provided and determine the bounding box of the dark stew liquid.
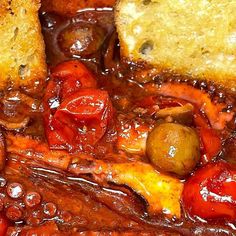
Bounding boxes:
[0,2,236,236]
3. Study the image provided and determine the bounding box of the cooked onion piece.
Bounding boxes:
[103,31,120,71]
[223,135,236,164]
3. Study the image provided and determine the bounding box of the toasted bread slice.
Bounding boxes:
[0,0,46,90]
[115,0,236,92]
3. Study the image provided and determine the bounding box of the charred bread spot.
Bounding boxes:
[143,0,151,5]
[139,41,154,55]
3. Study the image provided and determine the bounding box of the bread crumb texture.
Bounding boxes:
[116,0,236,91]
[0,0,46,89]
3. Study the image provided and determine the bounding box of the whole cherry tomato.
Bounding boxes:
[44,60,113,151]
[182,161,236,221]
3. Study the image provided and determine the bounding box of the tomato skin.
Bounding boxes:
[45,115,77,150]
[182,161,236,221]
[0,214,9,236]
[44,60,113,151]
[51,89,112,148]
[56,89,109,120]
[199,127,221,163]
[51,60,97,99]
[51,60,97,87]
[193,109,221,163]
[44,60,97,114]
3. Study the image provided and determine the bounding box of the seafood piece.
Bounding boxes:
[6,133,183,218]
[0,131,6,171]
[3,159,147,231]
[7,221,59,235]
[70,161,183,218]
[6,133,73,170]
[0,213,9,235]
[145,83,234,130]
[0,117,30,130]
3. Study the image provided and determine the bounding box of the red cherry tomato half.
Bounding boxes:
[0,214,9,236]
[44,60,113,151]
[182,161,236,221]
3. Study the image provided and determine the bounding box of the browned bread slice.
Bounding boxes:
[115,0,236,92]
[0,0,47,90]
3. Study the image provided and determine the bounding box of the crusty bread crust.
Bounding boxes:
[0,0,47,90]
[115,0,236,92]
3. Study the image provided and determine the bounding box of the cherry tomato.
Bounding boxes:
[44,61,113,151]
[51,89,112,148]
[44,60,97,115]
[182,161,236,220]
[0,214,9,236]
[50,60,97,99]
[193,111,209,128]
[199,127,221,163]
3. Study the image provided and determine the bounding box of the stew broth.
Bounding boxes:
[0,5,235,236]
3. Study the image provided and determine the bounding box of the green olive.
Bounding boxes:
[146,123,200,176]
[58,23,106,57]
